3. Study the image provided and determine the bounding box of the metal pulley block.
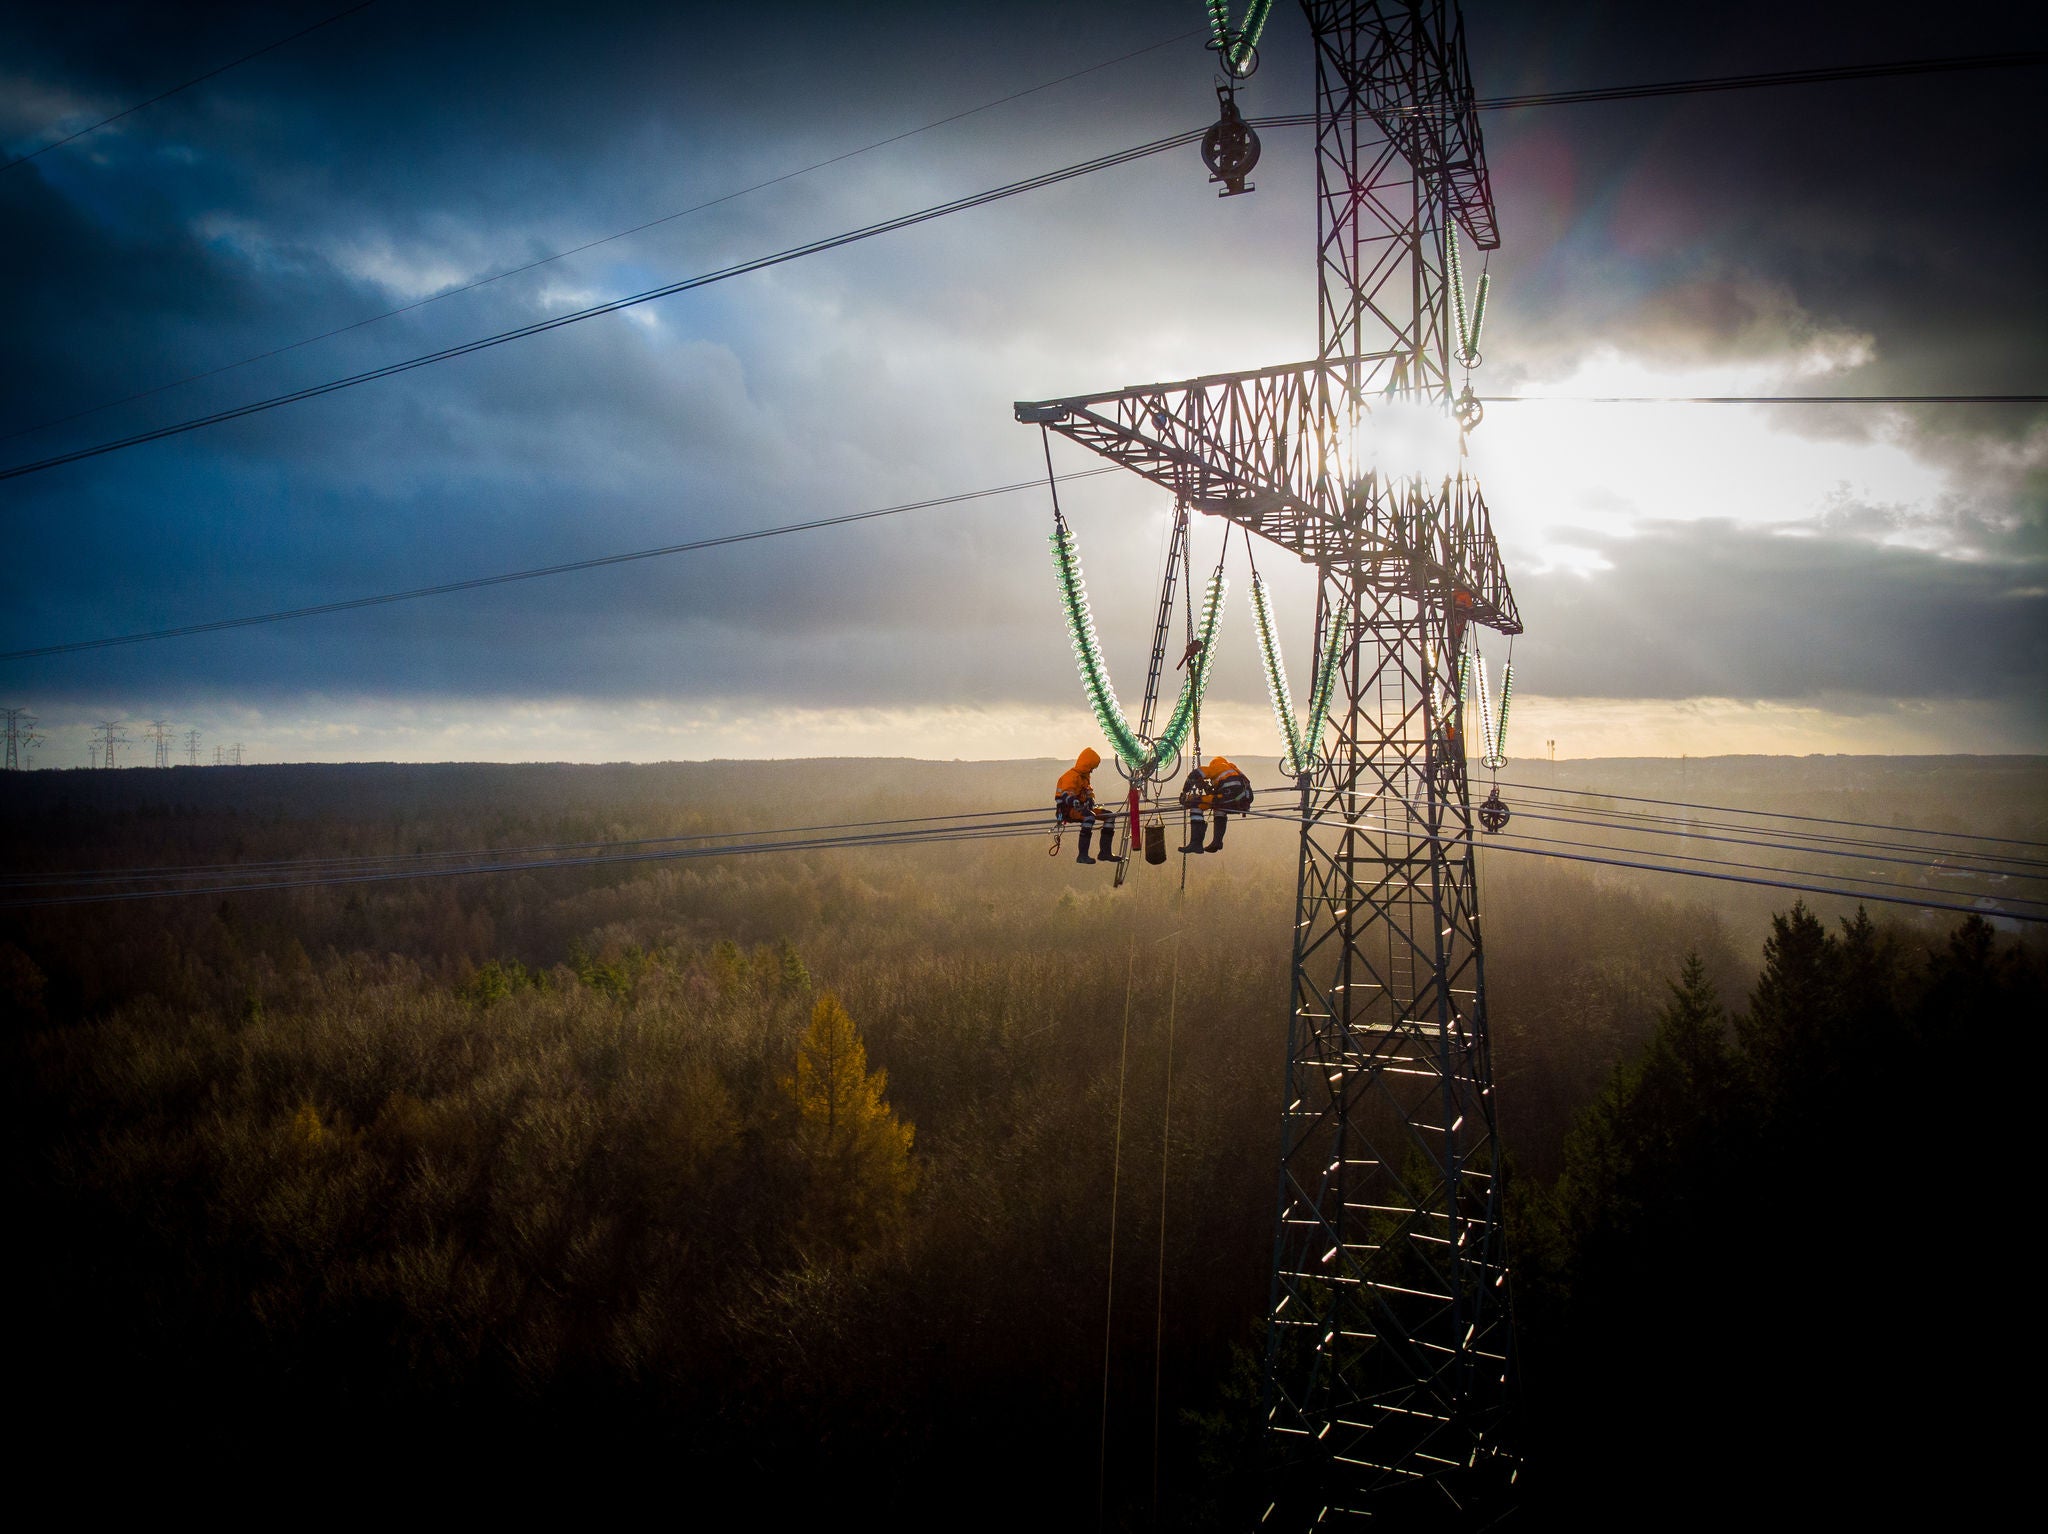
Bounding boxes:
[1479,788,1511,834]
[1200,85,1260,197]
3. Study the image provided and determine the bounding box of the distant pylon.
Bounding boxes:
[146,719,173,769]
[232,741,244,766]
[186,728,201,766]
[3,706,44,770]
[90,743,99,769]
[93,719,129,768]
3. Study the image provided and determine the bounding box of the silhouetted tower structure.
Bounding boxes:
[1017,3,1518,1520]
[146,719,173,769]
[186,728,202,766]
[3,707,43,770]
[93,720,129,769]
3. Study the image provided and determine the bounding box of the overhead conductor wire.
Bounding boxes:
[1,28,1200,446]
[7,51,2041,482]
[2,2,378,171]
[2,468,1120,660]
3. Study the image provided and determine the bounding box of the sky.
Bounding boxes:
[1,0,2043,767]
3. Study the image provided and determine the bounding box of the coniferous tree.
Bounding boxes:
[784,991,915,1250]
[1736,900,1837,1104]
[1556,951,1732,1257]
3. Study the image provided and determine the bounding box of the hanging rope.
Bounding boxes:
[1150,926,1182,1523]
[1099,939,1137,1531]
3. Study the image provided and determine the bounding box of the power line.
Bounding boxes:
[1240,805,2045,924]
[0,30,1200,448]
[1244,775,2048,863]
[1504,800,2048,876]
[0,127,1211,484]
[15,783,2038,897]
[1237,786,2047,893]
[1242,49,2048,124]
[0,467,1117,660]
[0,811,1056,909]
[1479,394,2044,405]
[0,802,1055,889]
[12,49,2041,482]
[1493,776,2048,851]
[1471,50,2046,110]
[12,793,2040,921]
[2,2,377,171]
[1477,830,2045,924]
[1470,818,2047,910]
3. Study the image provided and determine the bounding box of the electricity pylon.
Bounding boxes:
[1017,3,1518,1521]
[186,729,201,766]
[93,720,129,769]
[2,707,43,770]
[146,719,173,769]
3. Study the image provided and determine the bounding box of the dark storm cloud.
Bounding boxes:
[1,1,2042,744]
[1468,1,2048,448]
[1516,513,2047,705]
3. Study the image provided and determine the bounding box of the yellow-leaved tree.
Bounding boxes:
[784,991,915,1249]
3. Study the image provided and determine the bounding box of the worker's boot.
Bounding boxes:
[1075,825,1096,865]
[1180,815,1207,854]
[1096,822,1119,865]
[1207,814,1228,853]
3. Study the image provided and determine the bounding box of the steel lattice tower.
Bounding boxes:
[3,707,42,771]
[1016,2,1518,1520]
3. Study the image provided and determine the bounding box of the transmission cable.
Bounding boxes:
[0,812,1055,909]
[1493,776,2048,850]
[1471,51,2046,110]
[2,2,378,171]
[9,795,2041,919]
[0,801,1058,889]
[1241,50,2047,123]
[1236,790,2048,891]
[0,128,1211,484]
[0,467,1118,661]
[1478,394,2044,406]
[1238,806,2046,925]
[12,49,2041,483]
[1244,777,2046,872]
[1500,801,2048,877]
[0,29,1199,447]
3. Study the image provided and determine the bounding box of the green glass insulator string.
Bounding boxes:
[1468,651,1515,770]
[1447,227,1490,368]
[1206,0,1274,75]
[1251,572,1348,777]
[1492,660,1514,767]
[1049,521,1227,776]
[1251,573,1303,771]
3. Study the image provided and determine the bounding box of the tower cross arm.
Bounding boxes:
[1015,353,1519,633]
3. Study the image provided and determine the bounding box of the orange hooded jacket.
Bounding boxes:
[1055,748,1102,821]
[1199,756,1252,812]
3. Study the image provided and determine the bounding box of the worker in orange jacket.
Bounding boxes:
[1178,754,1253,853]
[1055,747,1119,866]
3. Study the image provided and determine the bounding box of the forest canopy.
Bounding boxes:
[3,757,2038,1523]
